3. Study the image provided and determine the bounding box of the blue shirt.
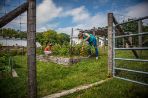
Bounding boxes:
[83,33,96,44]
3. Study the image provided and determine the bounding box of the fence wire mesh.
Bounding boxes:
[0,0,27,79]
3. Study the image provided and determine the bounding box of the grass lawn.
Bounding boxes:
[62,78,148,98]
[0,51,108,98]
[0,49,147,98]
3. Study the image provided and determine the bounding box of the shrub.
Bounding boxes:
[0,54,17,73]
[0,55,11,73]
[52,44,70,56]
[36,47,44,55]
[51,43,95,57]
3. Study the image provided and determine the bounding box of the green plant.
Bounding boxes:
[36,47,44,55]
[51,43,96,57]
[0,66,11,72]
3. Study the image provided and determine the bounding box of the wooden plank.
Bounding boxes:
[0,2,28,28]
[42,78,111,98]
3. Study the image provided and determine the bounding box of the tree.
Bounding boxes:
[122,19,138,33]
[37,30,70,46]
[0,28,27,38]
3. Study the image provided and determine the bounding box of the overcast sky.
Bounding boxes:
[0,0,148,36]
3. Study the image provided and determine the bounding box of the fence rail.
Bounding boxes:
[114,76,148,86]
[115,16,148,26]
[114,58,148,62]
[115,67,148,74]
[114,47,148,50]
[112,14,148,86]
[115,32,148,38]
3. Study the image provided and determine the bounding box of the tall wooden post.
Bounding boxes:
[138,20,142,56]
[70,28,73,56]
[27,0,37,98]
[108,13,113,77]
[138,20,142,47]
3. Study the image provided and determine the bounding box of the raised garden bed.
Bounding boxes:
[37,55,88,66]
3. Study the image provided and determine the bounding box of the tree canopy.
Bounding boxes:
[0,28,70,45]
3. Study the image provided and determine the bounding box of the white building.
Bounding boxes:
[97,37,108,47]
[0,37,41,47]
[70,36,108,47]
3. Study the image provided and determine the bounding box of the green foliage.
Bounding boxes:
[0,48,25,73]
[0,54,11,73]
[36,33,44,45]
[71,44,82,56]
[0,28,27,38]
[143,25,148,32]
[52,44,70,56]
[117,20,148,47]
[0,48,26,57]
[0,50,148,97]
[51,43,94,57]
[0,53,107,97]
[0,66,11,72]
[36,30,70,46]
[36,47,44,55]
[0,28,70,46]
[122,19,138,33]
[0,54,9,66]
[63,79,148,98]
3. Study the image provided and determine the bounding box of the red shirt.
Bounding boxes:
[44,47,49,51]
[44,46,52,51]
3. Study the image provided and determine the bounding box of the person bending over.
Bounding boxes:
[78,31,99,60]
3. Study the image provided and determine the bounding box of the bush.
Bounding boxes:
[0,54,17,73]
[0,55,11,73]
[52,44,70,56]
[0,66,11,72]
[36,47,44,55]
[51,43,95,57]
[16,48,26,55]
[0,54,9,66]
[0,47,26,56]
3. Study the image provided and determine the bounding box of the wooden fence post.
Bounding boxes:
[108,13,113,77]
[70,28,73,56]
[27,0,37,98]
[138,20,142,56]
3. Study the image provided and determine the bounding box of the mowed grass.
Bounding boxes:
[63,50,148,98]
[62,78,148,98]
[37,54,108,97]
[0,48,148,98]
[115,50,148,83]
[0,49,108,98]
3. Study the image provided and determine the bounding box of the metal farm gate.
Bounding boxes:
[112,15,148,86]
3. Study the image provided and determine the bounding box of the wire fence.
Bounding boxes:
[0,0,27,78]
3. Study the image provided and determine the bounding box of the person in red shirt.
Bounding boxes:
[44,43,52,55]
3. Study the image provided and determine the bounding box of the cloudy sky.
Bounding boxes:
[0,0,148,36]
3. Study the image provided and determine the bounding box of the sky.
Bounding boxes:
[0,0,148,36]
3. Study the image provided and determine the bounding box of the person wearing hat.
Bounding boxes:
[78,31,99,59]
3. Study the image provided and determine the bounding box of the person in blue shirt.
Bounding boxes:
[78,31,99,59]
